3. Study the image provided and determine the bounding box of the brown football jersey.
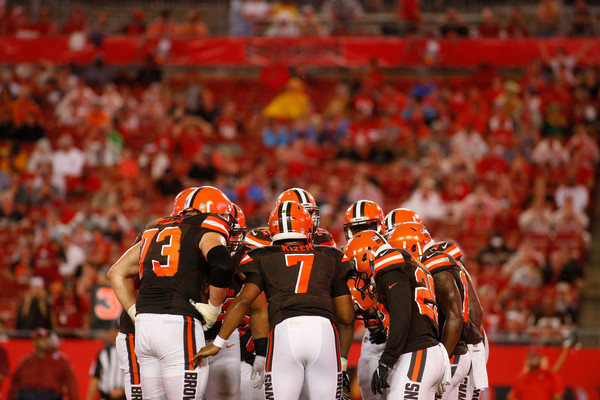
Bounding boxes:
[136,213,230,320]
[238,243,353,327]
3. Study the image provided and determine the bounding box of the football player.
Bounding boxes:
[345,231,450,399]
[194,201,355,399]
[115,281,143,400]
[108,186,237,399]
[388,223,471,400]
[343,199,387,398]
[386,209,489,399]
[349,278,390,400]
[198,204,269,400]
[274,187,337,246]
[344,200,386,241]
[384,208,423,234]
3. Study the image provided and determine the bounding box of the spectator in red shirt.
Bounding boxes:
[477,8,501,37]
[505,7,529,38]
[397,0,421,34]
[508,350,564,400]
[0,340,9,397]
[8,327,79,400]
[61,7,90,34]
[29,6,58,35]
[121,9,146,34]
[51,280,90,336]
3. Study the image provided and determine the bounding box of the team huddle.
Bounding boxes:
[107,185,489,400]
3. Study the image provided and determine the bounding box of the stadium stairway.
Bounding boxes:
[578,175,600,344]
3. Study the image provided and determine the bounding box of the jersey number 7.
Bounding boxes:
[139,227,182,278]
[285,254,315,294]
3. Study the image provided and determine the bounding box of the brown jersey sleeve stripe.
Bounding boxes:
[423,254,453,272]
[126,333,141,385]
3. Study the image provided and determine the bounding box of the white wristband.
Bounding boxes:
[212,335,227,349]
[341,357,348,372]
[127,304,136,321]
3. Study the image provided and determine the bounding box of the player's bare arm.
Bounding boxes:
[193,282,262,366]
[433,270,463,357]
[460,263,484,329]
[249,292,269,340]
[107,242,141,317]
[333,294,355,359]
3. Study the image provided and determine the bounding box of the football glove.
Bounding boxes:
[368,327,388,345]
[189,299,222,331]
[251,355,266,389]
[371,361,391,395]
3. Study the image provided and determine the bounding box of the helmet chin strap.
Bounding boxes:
[368,248,377,289]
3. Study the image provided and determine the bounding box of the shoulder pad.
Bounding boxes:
[432,240,463,260]
[421,250,456,273]
[244,227,272,248]
[314,228,336,247]
[373,248,408,277]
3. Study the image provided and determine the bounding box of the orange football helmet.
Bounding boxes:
[384,208,423,235]
[275,188,319,230]
[344,230,387,279]
[387,222,432,259]
[228,204,247,254]
[344,200,386,240]
[268,201,313,242]
[171,186,234,226]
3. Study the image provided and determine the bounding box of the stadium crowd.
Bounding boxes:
[0,0,597,38]
[0,2,597,350]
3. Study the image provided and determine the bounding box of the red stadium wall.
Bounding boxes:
[0,36,598,67]
[1,340,598,399]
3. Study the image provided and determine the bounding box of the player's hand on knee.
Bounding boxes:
[371,361,390,395]
[190,299,222,330]
[193,344,220,367]
[251,355,266,389]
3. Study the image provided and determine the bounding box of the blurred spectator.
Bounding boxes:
[242,0,271,36]
[439,8,469,37]
[519,196,554,235]
[9,86,43,128]
[58,235,86,278]
[51,280,89,335]
[505,7,529,38]
[531,136,569,168]
[263,78,310,120]
[29,7,58,36]
[8,327,79,400]
[61,7,90,34]
[262,119,290,148]
[299,6,326,37]
[15,276,52,330]
[83,56,112,86]
[155,167,183,196]
[51,135,85,195]
[321,0,364,35]
[553,195,589,236]
[147,9,177,37]
[571,0,594,36]
[502,240,544,289]
[554,174,588,212]
[135,55,163,86]
[265,8,301,37]
[401,178,447,224]
[507,350,564,400]
[397,0,421,35]
[566,123,599,164]
[535,0,561,36]
[477,8,501,38]
[85,327,124,400]
[477,232,515,268]
[122,10,146,35]
[186,150,217,184]
[178,10,208,37]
